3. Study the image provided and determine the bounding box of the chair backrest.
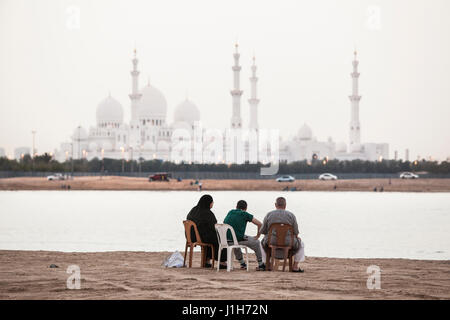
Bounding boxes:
[215,224,239,246]
[267,223,294,248]
[183,220,202,244]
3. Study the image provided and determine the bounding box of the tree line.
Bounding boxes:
[1,154,449,174]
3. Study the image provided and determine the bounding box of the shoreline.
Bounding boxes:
[1,249,447,261]
[1,176,450,192]
[0,250,449,300]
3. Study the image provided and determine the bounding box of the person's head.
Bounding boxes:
[197,194,214,209]
[275,197,286,210]
[236,200,247,211]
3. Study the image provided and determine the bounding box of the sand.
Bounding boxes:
[1,176,450,192]
[0,250,448,300]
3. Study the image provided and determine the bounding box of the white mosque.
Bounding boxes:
[54,46,388,164]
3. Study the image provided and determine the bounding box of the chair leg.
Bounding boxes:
[210,245,215,269]
[282,249,288,272]
[200,246,205,268]
[189,245,193,268]
[270,248,275,272]
[227,247,232,272]
[183,242,188,267]
[217,246,221,272]
[265,248,271,271]
[289,254,293,272]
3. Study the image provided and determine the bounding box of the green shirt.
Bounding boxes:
[224,209,254,242]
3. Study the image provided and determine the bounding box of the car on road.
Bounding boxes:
[276,175,295,182]
[399,172,419,179]
[47,173,65,181]
[149,172,171,181]
[318,173,338,181]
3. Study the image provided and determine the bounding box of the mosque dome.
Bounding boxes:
[138,83,167,119]
[174,99,200,125]
[72,126,88,140]
[96,95,124,125]
[298,123,313,140]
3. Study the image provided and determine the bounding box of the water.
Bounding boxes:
[0,191,449,260]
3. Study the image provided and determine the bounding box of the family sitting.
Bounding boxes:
[185,194,305,272]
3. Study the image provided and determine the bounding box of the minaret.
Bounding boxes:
[129,48,142,123]
[349,50,362,152]
[248,56,259,130]
[230,43,243,129]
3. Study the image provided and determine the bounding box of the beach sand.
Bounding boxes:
[1,176,450,192]
[0,250,448,300]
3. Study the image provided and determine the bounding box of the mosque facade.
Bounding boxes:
[54,46,389,164]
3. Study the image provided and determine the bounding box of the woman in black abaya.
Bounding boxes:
[186,194,227,268]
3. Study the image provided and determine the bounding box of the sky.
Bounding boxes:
[0,0,449,160]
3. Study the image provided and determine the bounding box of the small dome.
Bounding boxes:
[96,95,124,125]
[174,99,200,125]
[157,140,170,151]
[138,84,167,118]
[298,123,313,140]
[72,126,88,140]
[143,141,156,151]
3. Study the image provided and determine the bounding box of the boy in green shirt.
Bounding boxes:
[223,200,266,271]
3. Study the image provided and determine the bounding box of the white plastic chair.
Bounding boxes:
[215,224,249,272]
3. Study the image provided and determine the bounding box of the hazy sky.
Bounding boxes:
[1,0,449,160]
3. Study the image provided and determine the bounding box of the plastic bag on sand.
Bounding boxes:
[162,251,185,268]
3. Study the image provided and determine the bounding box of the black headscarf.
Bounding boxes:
[197,194,213,209]
[186,194,217,244]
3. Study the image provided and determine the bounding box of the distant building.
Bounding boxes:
[14,147,30,160]
[55,47,389,163]
[0,148,5,158]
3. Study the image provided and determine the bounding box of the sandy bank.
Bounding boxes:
[0,250,448,300]
[1,176,450,192]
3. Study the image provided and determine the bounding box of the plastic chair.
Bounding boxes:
[215,224,249,272]
[183,220,215,269]
[265,223,295,272]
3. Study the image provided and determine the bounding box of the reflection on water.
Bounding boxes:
[0,191,449,260]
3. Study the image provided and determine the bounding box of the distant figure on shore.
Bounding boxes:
[223,200,265,271]
[186,195,227,268]
[198,181,202,191]
[373,187,377,192]
[260,197,305,272]
[380,186,384,192]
